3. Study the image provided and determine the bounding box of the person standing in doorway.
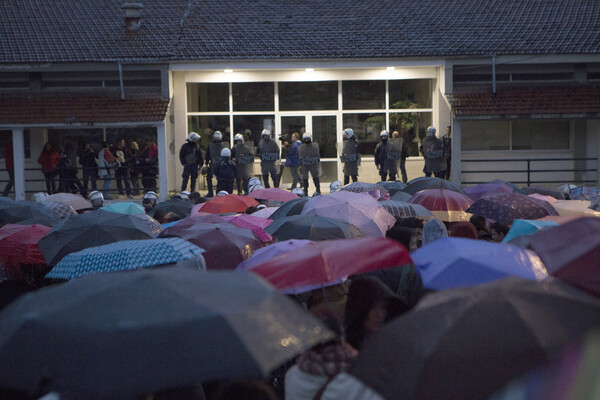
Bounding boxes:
[2,140,14,197]
[204,131,227,197]
[420,126,446,178]
[298,132,322,196]
[179,132,203,193]
[443,125,452,180]
[78,142,98,193]
[257,129,280,188]
[37,142,61,194]
[285,132,302,190]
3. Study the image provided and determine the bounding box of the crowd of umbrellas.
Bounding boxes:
[0,177,599,399]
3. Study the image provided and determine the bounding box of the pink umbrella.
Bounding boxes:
[220,214,274,243]
[528,193,558,204]
[409,188,474,222]
[248,188,299,202]
[190,202,205,216]
[301,191,395,237]
[250,207,279,219]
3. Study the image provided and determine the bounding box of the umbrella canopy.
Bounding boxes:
[379,200,434,219]
[518,186,565,200]
[38,209,155,266]
[569,186,600,201]
[265,214,364,242]
[466,193,559,226]
[341,182,390,201]
[236,239,313,272]
[377,181,407,196]
[349,277,600,400]
[133,213,164,237]
[463,182,514,202]
[390,190,412,202]
[502,219,559,243]
[46,238,206,279]
[268,197,310,220]
[527,193,558,204]
[411,237,548,289]
[0,224,51,279]
[552,199,600,217]
[149,198,194,219]
[408,188,474,222]
[530,217,600,298]
[101,201,146,215]
[250,237,412,292]
[198,194,259,214]
[537,215,583,225]
[0,268,335,399]
[219,213,273,243]
[40,200,77,219]
[0,201,59,225]
[402,177,466,195]
[159,217,263,270]
[250,206,279,218]
[44,192,92,211]
[248,188,299,202]
[301,191,396,237]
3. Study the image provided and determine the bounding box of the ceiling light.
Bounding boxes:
[305,68,314,72]
[386,66,396,71]
[224,69,233,74]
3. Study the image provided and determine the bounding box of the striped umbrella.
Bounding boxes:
[409,189,474,222]
[47,238,205,280]
[379,200,433,219]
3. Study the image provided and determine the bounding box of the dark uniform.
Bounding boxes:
[179,140,203,192]
[421,136,446,178]
[231,141,254,195]
[341,138,360,185]
[298,140,322,195]
[257,137,280,188]
[204,141,227,197]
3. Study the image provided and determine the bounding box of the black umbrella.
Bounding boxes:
[149,198,193,219]
[0,201,59,225]
[265,214,364,241]
[38,209,154,266]
[402,177,466,195]
[0,268,335,399]
[268,197,310,220]
[518,186,565,200]
[377,181,407,196]
[390,191,412,202]
[349,277,600,400]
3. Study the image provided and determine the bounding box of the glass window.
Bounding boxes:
[188,116,231,152]
[342,80,385,109]
[0,130,31,158]
[461,121,510,151]
[342,113,385,156]
[512,120,570,150]
[233,115,275,148]
[389,79,434,109]
[390,112,432,157]
[232,82,274,111]
[312,115,337,158]
[279,81,338,111]
[187,83,229,112]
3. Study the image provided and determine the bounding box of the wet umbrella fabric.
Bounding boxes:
[219,214,273,243]
[464,182,513,202]
[133,213,164,237]
[38,209,155,267]
[41,200,77,219]
[377,181,407,196]
[250,237,412,292]
[466,193,559,226]
[149,198,193,219]
[0,224,51,274]
[301,191,396,237]
[265,214,364,242]
[390,191,412,202]
[518,186,565,200]
[101,201,146,215]
[402,177,466,195]
[341,182,390,201]
[248,188,299,202]
[0,201,59,225]
[408,188,473,222]
[0,268,335,399]
[567,186,600,201]
[236,239,313,272]
[379,200,433,219]
[527,193,558,204]
[159,217,263,270]
[411,237,548,290]
[250,206,279,219]
[199,194,259,214]
[268,197,310,220]
[551,200,600,217]
[502,219,559,243]
[349,277,600,400]
[529,217,600,298]
[46,238,206,279]
[43,192,93,211]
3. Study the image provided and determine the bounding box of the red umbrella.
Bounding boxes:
[248,188,299,202]
[529,217,600,297]
[219,214,273,243]
[408,188,473,222]
[159,216,264,270]
[0,224,51,282]
[249,237,412,291]
[198,195,259,214]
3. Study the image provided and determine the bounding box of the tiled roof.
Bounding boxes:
[448,85,600,117]
[1,0,600,63]
[0,91,170,124]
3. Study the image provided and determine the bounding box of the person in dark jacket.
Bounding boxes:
[420,126,446,178]
[37,142,61,194]
[215,148,236,195]
[114,138,132,198]
[204,131,227,197]
[298,132,322,196]
[374,130,399,181]
[179,132,203,192]
[341,128,360,185]
[285,132,302,190]
[257,129,280,189]
[78,142,98,192]
[231,133,254,195]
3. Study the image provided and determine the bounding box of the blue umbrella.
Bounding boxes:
[46,238,205,279]
[101,202,146,215]
[411,237,548,289]
[502,219,559,243]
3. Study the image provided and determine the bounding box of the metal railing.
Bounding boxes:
[461,157,598,186]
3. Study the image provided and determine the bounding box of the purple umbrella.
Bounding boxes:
[464,183,514,202]
[301,191,396,237]
[466,193,559,226]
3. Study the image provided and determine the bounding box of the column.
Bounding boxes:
[12,128,25,200]
[451,119,461,184]
[157,122,169,201]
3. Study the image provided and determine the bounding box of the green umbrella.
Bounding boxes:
[101,201,146,215]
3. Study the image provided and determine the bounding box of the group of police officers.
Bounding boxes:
[179,125,449,197]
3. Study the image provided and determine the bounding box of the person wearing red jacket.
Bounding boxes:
[37,142,61,194]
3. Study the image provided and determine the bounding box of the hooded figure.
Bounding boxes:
[215,147,236,195]
[340,128,360,185]
[374,130,399,181]
[298,132,322,196]
[420,126,446,178]
[422,218,448,246]
[179,132,203,192]
[257,129,280,188]
[204,131,228,197]
[231,133,254,195]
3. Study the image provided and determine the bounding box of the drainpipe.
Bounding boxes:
[492,54,496,94]
[118,62,125,100]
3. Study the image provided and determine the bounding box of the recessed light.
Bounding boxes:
[224,69,233,74]
[386,66,396,71]
[305,68,314,72]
